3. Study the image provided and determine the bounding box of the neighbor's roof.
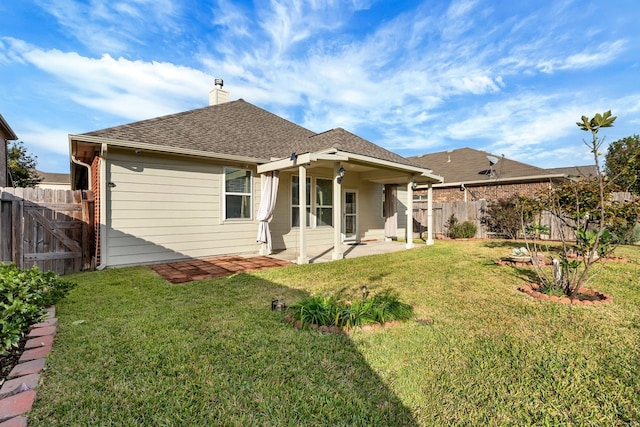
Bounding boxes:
[73,99,423,168]
[36,170,71,184]
[0,114,18,140]
[408,147,562,185]
[545,165,598,178]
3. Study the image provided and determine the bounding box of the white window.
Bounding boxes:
[315,178,333,227]
[292,175,311,227]
[292,176,333,227]
[224,167,252,220]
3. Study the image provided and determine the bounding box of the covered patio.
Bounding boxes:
[256,129,443,265]
[268,239,410,264]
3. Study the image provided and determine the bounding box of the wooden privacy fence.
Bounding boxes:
[0,188,94,275]
[413,192,636,240]
[413,200,576,241]
[413,200,489,238]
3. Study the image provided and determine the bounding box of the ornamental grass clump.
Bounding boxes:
[287,290,414,331]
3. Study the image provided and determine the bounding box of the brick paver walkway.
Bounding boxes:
[150,256,293,284]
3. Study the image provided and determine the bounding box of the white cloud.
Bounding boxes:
[19,124,70,156]
[540,40,627,73]
[6,40,212,121]
[35,0,181,53]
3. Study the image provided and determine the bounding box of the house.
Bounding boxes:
[69,81,443,268]
[545,165,598,179]
[35,170,72,190]
[409,148,572,203]
[0,113,18,187]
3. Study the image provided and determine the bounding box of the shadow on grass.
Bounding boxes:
[29,267,418,426]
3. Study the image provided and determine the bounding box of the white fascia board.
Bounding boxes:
[257,152,349,174]
[69,134,268,164]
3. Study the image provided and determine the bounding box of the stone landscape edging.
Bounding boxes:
[0,306,57,426]
[518,284,613,305]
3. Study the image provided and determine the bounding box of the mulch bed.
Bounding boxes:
[0,339,26,383]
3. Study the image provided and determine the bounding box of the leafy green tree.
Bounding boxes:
[8,141,42,187]
[604,134,640,194]
[527,112,639,298]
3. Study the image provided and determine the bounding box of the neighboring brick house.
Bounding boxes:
[408,148,584,203]
[0,113,18,187]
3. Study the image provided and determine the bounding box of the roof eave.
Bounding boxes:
[69,134,270,164]
[345,152,443,183]
[431,174,568,188]
[0,114,18,140]
[257,150,443,183]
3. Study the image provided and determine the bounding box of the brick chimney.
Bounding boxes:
[209,78,230,105]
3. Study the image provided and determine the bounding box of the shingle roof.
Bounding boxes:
[81,99,316,162]
[79,100,423,167]
[305,128,423,168]
[408,147,559,184]
[36,170,71,184]
[546,165,598,178]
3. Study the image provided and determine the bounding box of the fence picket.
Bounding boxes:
[0,187,94,275]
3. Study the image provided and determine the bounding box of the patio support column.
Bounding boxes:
[297,165,309,264]
[406,179,414,249]
[426,183,434,245]
[332,163,343,260]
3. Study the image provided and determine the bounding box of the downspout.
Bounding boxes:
[71,155,92,190]
[96,143,108,270]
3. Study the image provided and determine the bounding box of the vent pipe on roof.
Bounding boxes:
[209,78,230,106]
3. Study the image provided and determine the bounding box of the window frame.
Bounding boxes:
[291,175,334,228]
[315,177,333,227]
[223,167,253,221]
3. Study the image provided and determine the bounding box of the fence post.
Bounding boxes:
[11,196,24,268]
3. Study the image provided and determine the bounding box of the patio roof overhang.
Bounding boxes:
[257,149,443,185]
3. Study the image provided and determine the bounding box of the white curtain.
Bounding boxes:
[256,171,279,254]
[384,184,397,238]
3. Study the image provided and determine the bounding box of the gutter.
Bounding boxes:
[429,173,568,188]
[71,155,92,189]
[69,134,270,165]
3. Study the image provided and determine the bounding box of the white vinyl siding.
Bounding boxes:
[105,150,260,267]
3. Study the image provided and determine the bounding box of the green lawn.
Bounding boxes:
[28,241,640,426]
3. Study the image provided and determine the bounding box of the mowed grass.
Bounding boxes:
[29,241,640,426]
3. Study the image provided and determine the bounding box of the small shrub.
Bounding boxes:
[0,264,76,356]
[482,196,534,239]
[449,220,477,239]
[287,290,414,330]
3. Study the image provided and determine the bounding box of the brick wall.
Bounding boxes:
[418,181,554,203]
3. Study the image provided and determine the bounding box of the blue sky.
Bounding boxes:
[1,0,639,173]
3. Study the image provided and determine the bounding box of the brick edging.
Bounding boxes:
[518,284,613,305]
[0,307,56,426]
